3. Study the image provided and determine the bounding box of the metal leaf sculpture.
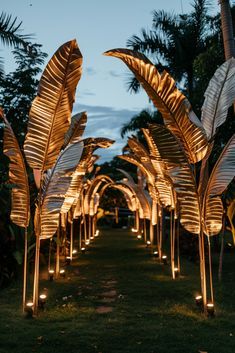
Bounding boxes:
[84,175,113,215]
[1,112,30,227]
[203,134,235,236]
[35,140,84,239]
[149,124,200,234]
[118,169,151,219]
[104,48,208,163]
[61,138,114,213]
[201,58,235,140]
[24,39,83,174]
[63,111,87,147]
[142,128,175,208]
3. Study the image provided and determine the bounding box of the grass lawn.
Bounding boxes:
[0,227,235,353]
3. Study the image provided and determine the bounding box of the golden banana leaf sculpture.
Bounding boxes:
[111,183,137,212]
[84,175,113,215]
[1,111,30,227]
[61,137,114,213]
[118,169,151,219]
[148,124,200,235]
[201,58,235,140]
[142,128,175,209]
[202,134,235,236]
[63,111,87,147]
[24,39,83,177]
[35,140,84,239]
[104,48,208,163]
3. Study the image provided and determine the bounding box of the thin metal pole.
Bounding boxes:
[22,227,28,312]
[207,236,214,303]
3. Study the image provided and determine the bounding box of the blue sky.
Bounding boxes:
[2,0,221,162]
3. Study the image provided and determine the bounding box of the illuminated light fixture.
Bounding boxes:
[195,295,203,307]
[85,240,90,246]
[66,256,71,265]
[81,247,86,253]
[72,249,77,255]
[153,250,159,258]
[131,228,137,233]
[137,234,142,240]
[146,240,151,247]
[48,269,54,281]
[60,269,66,278]
[39,294,47,310]
[206,302,215,317]
[122,178,128,182]
[25,302,34,318]
[162,255,167,265]
[90,236,94,240]
[95,230,100,237]
[174,267,179,278]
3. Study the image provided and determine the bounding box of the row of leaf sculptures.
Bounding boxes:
[1,40,114,315]
[1,40,235,317]
[103,48,235,313]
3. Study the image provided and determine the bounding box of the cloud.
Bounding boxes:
[108,70,120,78]
[85,67,97,76]
[73,103,140,163]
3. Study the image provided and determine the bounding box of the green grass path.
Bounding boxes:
[0,228,235,353]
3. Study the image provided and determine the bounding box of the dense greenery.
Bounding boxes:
[0,228,234,353]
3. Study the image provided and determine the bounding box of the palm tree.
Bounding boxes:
[0,12,32,75]
[219,0,235,60]
[126,0,214,101]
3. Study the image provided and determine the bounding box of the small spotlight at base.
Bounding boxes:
[25,302,34,318]
[81,247,86,253]
[137,235,142,240]
[153,251,159,258]
[48,269,54,281]
[39,294,47,310]
[195,295,203,306]
[60,269,66,278]
[162,255,167,265]
[174,267,179,278]
[206,303,215,317]
[66,256,71,265]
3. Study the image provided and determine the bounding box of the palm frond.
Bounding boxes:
[0,12,32,48]
[24,40,83,173]
[201,58,235,140]
[104,49,208,163]
[1,111,30,227]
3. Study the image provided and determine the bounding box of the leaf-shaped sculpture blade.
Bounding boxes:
[203,135,235,236]
[38,140,84,239]
[118,154,155,186]
[1,112,30,227]
[118,169,151,219]
[149,124,200,234]
[203,196,224,236]
[104,48,208,163]
[63,111,87,147]
[61,137,114,213]
[206,135,235,196]
[201,58,235,140]
[24,40,83,172]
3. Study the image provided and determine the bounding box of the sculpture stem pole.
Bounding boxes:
[198,230,207,311]
[32,232,40,315]
[207,235,214,304]
[22,226,28,312]
[70,220,74,260]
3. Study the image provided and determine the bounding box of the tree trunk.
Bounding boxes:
[220,0,235,60]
